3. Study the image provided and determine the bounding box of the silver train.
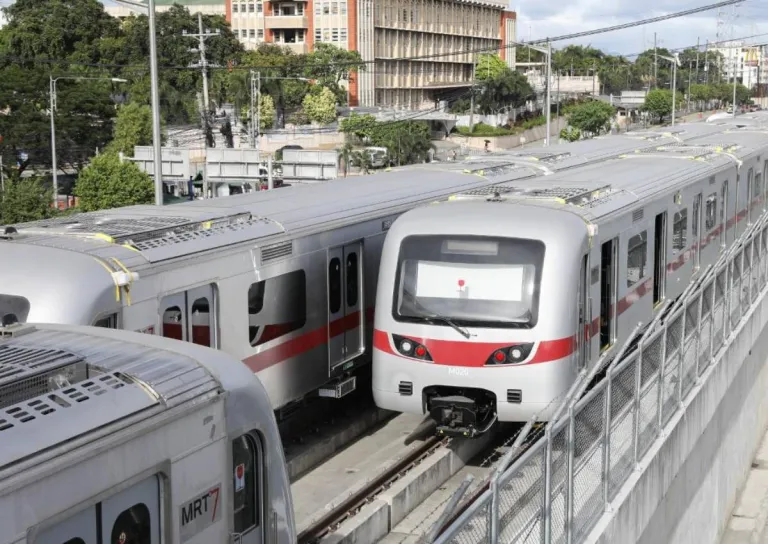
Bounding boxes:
[0,121,741,413]
[0,322,295,544]
[372,114,768,436]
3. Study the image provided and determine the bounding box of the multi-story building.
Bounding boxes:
[712,41,765,90]
[105,0,226,20]
[226,0,516,108]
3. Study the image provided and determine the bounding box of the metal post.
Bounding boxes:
[198,13,210,111]
[148,0,164,206]
[602,364,614,508]
[546,41,552,147]
[677,300,687,406]
[49,76,58,209]
[656,322,668,434]
[671,61,677,126]
[469,62,475,134]
[565,406,575,544]
[426,474,475,543]
[632,341,644,467]
[257,72,261,146]
[267,155,273,190]
[543,428,554,544]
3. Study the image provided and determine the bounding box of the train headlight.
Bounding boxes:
[392,334,433,361]
[485,343,534,365]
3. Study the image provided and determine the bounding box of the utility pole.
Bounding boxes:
[654,32,658,88]
[469,61,476,134]
[695,37,700,83]
[705,40,710,84]
[687,61,692,112]
[545,40,551,146]
[250,70,261,149]
[183,14,219,113]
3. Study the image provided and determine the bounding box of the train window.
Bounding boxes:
[110,503,151,544]
[329,257,342,313]
[190,298,211,347]
[673,208,687,251]
[720,183,728,246]
[233,434,261,535]
[162,306,184,341]
[248,270,307,347]
[626,231,647,288]
[705,193,717,231]
[346,252,359,307]
[94,313,118,329]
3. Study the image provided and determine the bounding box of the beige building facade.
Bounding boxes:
[226,0,516,108]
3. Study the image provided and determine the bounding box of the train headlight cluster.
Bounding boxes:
[486,343,534,365]
[393,334,433,361]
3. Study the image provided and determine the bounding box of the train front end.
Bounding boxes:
[372,200,591,437]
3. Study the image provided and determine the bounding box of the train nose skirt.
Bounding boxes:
[428,395,496,438]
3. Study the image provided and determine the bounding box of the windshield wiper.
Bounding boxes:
[403,289,471,339]
[427,315,471,339]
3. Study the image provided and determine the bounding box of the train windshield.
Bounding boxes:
[393,235,544,329]
[0,294,30,325]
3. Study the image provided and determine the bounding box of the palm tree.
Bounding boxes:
[351,150,373,175]
[338,143,353,177]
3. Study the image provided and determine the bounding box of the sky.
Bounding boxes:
[510,0,768,58]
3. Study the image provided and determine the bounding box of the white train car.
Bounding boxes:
[372,122,768,436]
[0,321,295,544]
[0,122,730,414]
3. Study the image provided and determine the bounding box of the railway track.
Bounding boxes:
[297,434,451,544]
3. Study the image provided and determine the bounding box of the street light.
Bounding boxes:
[658,54,680,126]
[112,0,163,206]
[49,76,128,208]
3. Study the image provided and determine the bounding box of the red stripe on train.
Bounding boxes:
[373,329,576,367]
[243,307,375,373]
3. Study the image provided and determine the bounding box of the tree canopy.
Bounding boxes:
[74,152,154,211]
[339,113,434,166]
[567,101,616,136]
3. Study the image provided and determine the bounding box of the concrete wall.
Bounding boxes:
[588,282,768,543]
[449,116,567,151]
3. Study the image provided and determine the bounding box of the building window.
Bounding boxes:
[340,28,347,41]
[315,28,322,41]
[322,3,329,14]
[257,3,262,12]
[257,28,264,39]
[322,28,330,41]
[341,2,346,14]
[315,2,321,15]
[249,28,255,38]
[248,270,306,346]
[332,28,339,41]
[705,193,717,231]
[233,3,238,12]
[248,3,254,11]
[331,1,338,14]
[241,29,247,38]
[673,208,688,251]
[627,231,648,288]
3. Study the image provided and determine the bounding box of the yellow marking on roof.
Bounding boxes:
[92,233,115,243]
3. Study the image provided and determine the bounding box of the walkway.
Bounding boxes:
[721,428,768,543]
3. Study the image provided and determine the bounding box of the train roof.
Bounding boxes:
[0,322,270,473]
[0,121,737,267]
[421,124,768,225]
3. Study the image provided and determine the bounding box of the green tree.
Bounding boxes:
[107,103,165,157]
[567,101,616,136]
[305,43,365,104]
[339,115,434,166]
[74,153,154,212]
[0,174,54,224]
[642,89,683,122]
[120,5,243,121]
[559,126,581,142]
[475,54,508,83]
[476,69,535,114]
[0,0,123,175]
[339,113,378,141]
[351,150,373,175]
[258,93,276,131]
[303,86,338,125]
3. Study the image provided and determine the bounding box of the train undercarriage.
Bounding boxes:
[424,386,497,438]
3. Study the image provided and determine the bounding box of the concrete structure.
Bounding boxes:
[225,0,516,109]
[712,41,767,90]
[105,0,226,18]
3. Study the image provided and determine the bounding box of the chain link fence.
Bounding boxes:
[436,214,768,544]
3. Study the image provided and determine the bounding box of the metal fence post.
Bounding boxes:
[489,478,500,542]
[677,299,687,407]
[633,339,644,467]
[566,406,575,544]
[602,365,613,508]
[657,321,668,434]
[694,291,703,382]
[543,428,553,544]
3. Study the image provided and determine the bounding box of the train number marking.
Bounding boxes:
[448,367,469,377]
[179,483,221,541]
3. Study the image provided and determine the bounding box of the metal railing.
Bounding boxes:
[436,213,768,544]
